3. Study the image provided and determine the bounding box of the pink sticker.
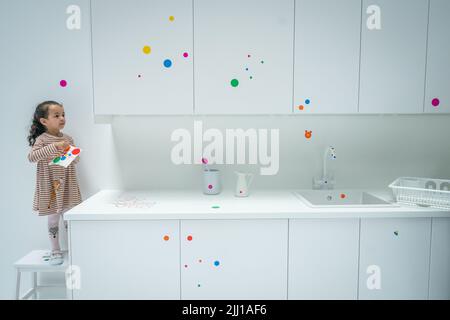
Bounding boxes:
[208,184,213,189]
[432,98,440,107]
[183,52,189,58]
[59,80,67,87]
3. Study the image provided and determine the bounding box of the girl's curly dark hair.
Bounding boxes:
[27,101,63,146]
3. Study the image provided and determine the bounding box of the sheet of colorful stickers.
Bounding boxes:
[49,145,82,168]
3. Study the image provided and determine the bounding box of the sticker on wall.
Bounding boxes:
[304,130,312,139]
[213,260,220,267]
[163,235,170,241]
[297,99,311,111]
[59,80,67,87]
[163,59,172,68]
[169,15,175,22]
[142,45,151,55]
[230,79,239,87]
[183,52,189,58]
[432,98,440,107]
[49,145,81,168]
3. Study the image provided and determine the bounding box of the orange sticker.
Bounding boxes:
[298,105,304,111]
[305,130,312,139]
[163,235,169,241]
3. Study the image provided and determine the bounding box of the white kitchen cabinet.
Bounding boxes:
[180,219,288,299]
[288,219,360,299]
[91,0,193,115]
[194,0,294,114]
[69,220,180,299]
[429,217,450,299]
[293,0,361,114]
[359,0,429,113]
[358,218,431,299]
[424,0,450,113]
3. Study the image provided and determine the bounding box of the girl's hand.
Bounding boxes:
[54,140,70,152]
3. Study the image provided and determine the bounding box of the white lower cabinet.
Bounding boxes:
[288,219,360,299]
[70,220,180,299]
[180,219,288,299]
[358,218,431,300]
[429,218,450,299]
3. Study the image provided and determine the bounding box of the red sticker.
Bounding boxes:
[72,148,80,155]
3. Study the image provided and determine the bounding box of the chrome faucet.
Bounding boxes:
[313,146,337,189]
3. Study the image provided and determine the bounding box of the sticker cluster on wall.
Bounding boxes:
[139,15,190,79]
[230,53,266,88]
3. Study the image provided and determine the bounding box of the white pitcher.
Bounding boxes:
[235,172,254,197]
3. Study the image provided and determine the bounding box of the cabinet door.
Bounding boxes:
[429,218,450,299]
[194,0,294,114]
[424,0,450,113]
[180,219,288,299]
[358,218,431,299]
[359,0,428,113]
[293,0,361,114]
[288,219,359,299]
[70,220,180,299]
[91,0,193,115]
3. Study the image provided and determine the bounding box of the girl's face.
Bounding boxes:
[40,104,65,133]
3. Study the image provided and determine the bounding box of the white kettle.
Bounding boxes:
[235,172,254,197]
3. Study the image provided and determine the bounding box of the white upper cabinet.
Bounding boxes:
[293,0,361,114]
[359,0,429,113]
[424,0,450,113]
[91,0,193,115]
[194,0,294,114]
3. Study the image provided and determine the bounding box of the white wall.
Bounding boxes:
[1,0,449,299]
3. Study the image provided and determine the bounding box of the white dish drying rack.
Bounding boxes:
[389,177,450,210]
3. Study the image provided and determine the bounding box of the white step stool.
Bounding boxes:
[14,250,69,300]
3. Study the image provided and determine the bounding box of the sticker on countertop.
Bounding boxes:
[305,130,312,139]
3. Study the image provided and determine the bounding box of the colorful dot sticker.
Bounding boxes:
[298,105,304,111]
[305,130,312,139]
[340,193,346,199]
[184,264,188,268]
[169,15,175,22]
[72,148,80,155]
[208,184,213,189]
[59,80,67,87]
[53,157,61,163]
[249,76,253,79]
[163,235,170,241]
[212,205,220,209]
[187,235,193,241]
[202,157,208,164]
[163,59,172,68]
[214,260,220,266]
[142,46,151,54]
[230,79,239,87]
[305,99,310,105]
[432,98,440,107]
[183,52,189,58]
[394,231,399,236]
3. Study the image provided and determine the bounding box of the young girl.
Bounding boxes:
[27,101,82,265]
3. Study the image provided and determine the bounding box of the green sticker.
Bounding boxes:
[212,205,220,209]
[53,157,61,163]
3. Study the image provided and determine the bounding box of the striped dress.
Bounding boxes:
[28,132,82,216]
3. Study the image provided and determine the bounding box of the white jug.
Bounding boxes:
[235,172,254,197]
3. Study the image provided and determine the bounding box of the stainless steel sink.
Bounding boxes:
[293,190,396,208]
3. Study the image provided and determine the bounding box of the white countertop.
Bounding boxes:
[64,189,450,220]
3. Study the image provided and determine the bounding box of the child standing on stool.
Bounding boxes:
[27,101,82,265]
